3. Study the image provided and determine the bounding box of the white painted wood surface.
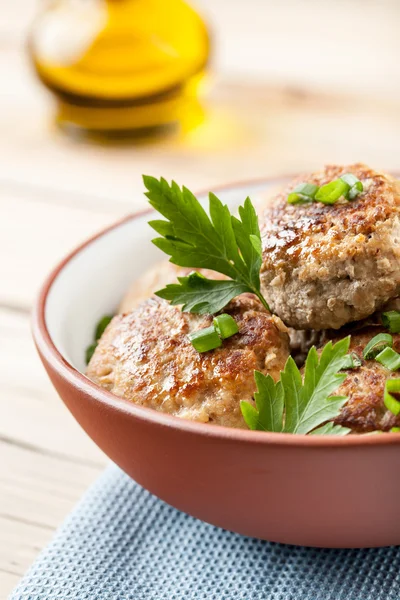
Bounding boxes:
[2,0,400,596]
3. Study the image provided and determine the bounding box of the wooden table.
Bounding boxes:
[2,0,400,596]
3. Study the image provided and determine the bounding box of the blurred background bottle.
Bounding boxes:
[28,0,210,138]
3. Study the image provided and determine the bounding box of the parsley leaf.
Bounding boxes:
[241,337,351,435]
[156,272,250,314]
[309,422,351,436]
[240,371,284,432]
[143,176,269,314]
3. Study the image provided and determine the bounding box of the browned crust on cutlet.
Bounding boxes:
[261,163,400,271]
[259,163,400,330]
[87,295,289,428]
[333,327,400,433]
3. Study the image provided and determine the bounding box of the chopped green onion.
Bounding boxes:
[382,310,400,333]
[341,352,362,370]
[347,185,363,200]
[340,173,363,200]
[384,379,400,416]
[188,325,222,353]
[375,347,400,371]
[287,175,363,206]
[340,173,362,189]
[95,315,113,340]
[363,333,393,359]
[213,314,239,339]
[85,343,97,365]
[390,427,400,433]
[314,179,350,205]
[287,182,319,204]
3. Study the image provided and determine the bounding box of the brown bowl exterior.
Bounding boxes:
[32,190,400,549]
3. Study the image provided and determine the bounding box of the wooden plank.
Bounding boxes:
[2,40,400,211]
[2,76,400,207]
[0,440,101,533]
[1,0,35,40]
[0,308,106,464]
[0,308,105,595]
[0,192,122,310]
[0,517,53,581]
[0,572,21,599]
[0,440,102,581]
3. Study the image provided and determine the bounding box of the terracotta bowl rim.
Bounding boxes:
[32,174,400,449]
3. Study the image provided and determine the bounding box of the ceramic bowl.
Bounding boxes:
[32,177,400,548]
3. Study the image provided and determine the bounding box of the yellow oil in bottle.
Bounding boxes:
[29,0,210,136]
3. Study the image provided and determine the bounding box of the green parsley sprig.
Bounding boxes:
[240,337,351,436]
[143,176,269,314]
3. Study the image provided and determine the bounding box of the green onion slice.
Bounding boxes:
[375,347,400,371]
[287,182,318,205]
[384,379,400,416]
[340,173,363,200]
[347,185,363,200]
[382,310,400,334]
[213,314,239,339]
[363,333,393,359]
[315,179,350,205]
[341,352,362,370]
[340,173,362,189]
[390,427,400,433]
[188,325,222,353]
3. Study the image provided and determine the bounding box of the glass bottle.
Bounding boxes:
[28,0,210,136]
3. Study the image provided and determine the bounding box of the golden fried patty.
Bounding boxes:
[330,327,400,433]
[87,295,290,428]
[260,163,400,330]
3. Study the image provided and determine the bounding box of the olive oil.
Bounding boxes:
[29,0,210,136]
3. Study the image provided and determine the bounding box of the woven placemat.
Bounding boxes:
[10,464,400,599]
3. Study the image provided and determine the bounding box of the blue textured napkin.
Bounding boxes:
[10,464,400,600]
